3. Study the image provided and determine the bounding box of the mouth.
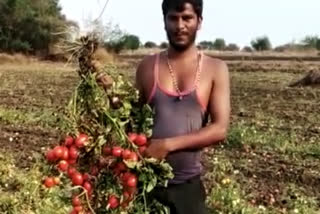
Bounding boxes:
[174,32,188,40]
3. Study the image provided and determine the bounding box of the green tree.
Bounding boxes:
[122,34,140,50]
[242,46,253,52]
[302,35,320,50]
[213,38,226,50]
[317,39,320,50]
[0,0,75,54]
[302,36,318,48]
[225,43,240,51]
[251,36,272,51]
[199,41,214,50]
[144,41,157,48]
[160,42,169,49]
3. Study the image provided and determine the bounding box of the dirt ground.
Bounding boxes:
[0,55,320,212]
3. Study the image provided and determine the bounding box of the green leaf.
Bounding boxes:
[146,176,157,193]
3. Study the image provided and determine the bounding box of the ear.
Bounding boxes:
[163,16,168,31]
[197,17,203,30]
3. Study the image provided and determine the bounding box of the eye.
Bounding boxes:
[167,14,178,21]
[182,15,193,21]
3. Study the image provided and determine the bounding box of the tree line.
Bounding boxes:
[145,36,320,52]
[0,0,319,56]
[0,0,77,55]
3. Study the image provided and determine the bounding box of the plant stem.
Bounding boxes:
[103,111,146,163]
[69,186,96,214]
[143,187,147,213]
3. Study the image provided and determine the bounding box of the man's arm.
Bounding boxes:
[145,59,230,159]
[135,60,146,105]
[135,55,155,105]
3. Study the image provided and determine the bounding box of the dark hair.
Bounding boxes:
[162,0,203,18]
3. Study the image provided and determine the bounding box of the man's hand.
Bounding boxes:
[145,139,171,160]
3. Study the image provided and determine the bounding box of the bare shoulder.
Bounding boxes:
[136,54,157,76]
[203,54,228,75]
[136,54,157,84]
[201,54,229,86]
[135,53,158,102]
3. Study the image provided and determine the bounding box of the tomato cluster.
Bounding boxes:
[43,132,149,213]
[102,133,147,210]
[44,134,94,213]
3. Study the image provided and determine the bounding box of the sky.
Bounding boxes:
[59,0,320,48]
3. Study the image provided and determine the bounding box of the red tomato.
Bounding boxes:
[61,146,69,160]
[123,190,134,202]
[72,173,84,186]
[46,149,57,162]
[103,146,112,156]
[58,160,69,171]
[128,152,138,162]
[121,172,133,182]
[123,191,130,200]
[115,162,127,172]
[107,195,119,209]
[72,195,81,207]
[90,166,99,176]
[68,167,77,178]
[69,146,79,160]
[98,157,108,168]
[83,181,92,193]
[75,134,88,148]
[122,149,131,160]
[64,136,74,147]
[53,146,64,159]
[128,133,137,142]
[67,158,77,165]
[112,146,123,157]
[138,146,147,155]
[121,201,129,208]
[125,186,137,195]
[53,177,60,185]
[83,173,90,181]
[112,168,121,176]
[44,177,55,188]
[74,206,83,212]
[69,209,77,214]
[126,174,137,187]
[135,134,147,146]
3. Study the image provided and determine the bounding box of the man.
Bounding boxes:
[135,0,231,213]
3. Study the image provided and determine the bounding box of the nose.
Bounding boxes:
[176,18,185,31]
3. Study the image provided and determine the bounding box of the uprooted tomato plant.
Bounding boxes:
[41,37,174,214]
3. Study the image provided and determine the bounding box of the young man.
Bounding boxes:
[135,0,231,213]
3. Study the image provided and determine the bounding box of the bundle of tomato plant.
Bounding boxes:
[42,37,173,214]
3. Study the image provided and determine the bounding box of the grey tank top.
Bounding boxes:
[147,52,209,184]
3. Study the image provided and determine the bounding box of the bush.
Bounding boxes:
[301,35,320,50]
[316,39,320,50]
[105,34,141,54]
[122,34,140,51]
[160,42,169,49]
[225,43,239,51]
[105,41,126,54]
[9,39,32,53]
[199,41,214,50]
[242,46,253,52]
[251,36,272,51]
[213,38,226,50]
[0,0,75,55]
[144,41,157,48]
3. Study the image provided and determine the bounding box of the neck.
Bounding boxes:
[167,44,198,60]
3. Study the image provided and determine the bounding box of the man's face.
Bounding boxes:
[164,3,202,51]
